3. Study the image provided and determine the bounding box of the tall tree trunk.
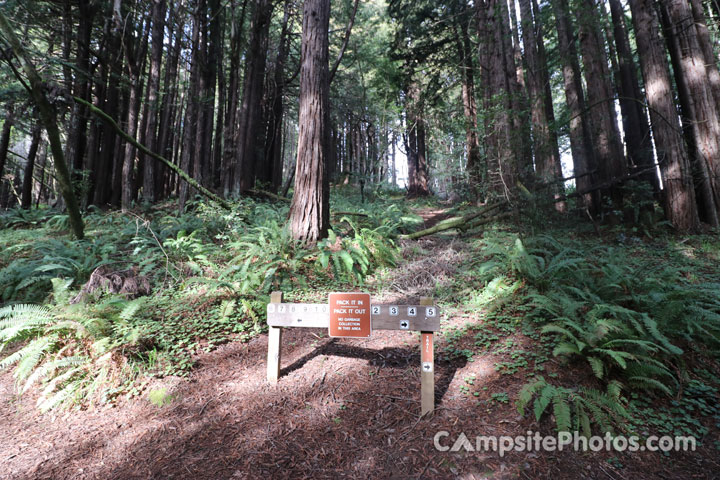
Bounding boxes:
[234,0,273,194]
[94,13,123,206]
[481,0,517,198]
[456,19,482,189]
[289,0,331,243]
[210,0,225,190]
[141,0,166,203]
[21,124,42,209]
[689,0,720,109]
[608,0,657,192]
[179,4,203,211]
[222,0,249,196]
[65,0,96,179]
[661,0,720,225]
[553,0,598,212]
[261,1,292,193]
[629,0,699,230]
[0,109,12,192]
[577,0,627,211]
[518,0,563,205]
[157,2,183,199]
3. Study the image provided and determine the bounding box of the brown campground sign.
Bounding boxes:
[328,292,371,338]
[265,291,441,416]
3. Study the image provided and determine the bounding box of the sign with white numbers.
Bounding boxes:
[266,292,440,416]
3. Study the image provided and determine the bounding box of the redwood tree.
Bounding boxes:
[288,0,331,243]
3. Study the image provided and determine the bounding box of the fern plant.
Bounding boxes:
[517,376,631,435]
[0,279,148,411]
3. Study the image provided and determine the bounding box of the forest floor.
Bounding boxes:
[1,207,719,479]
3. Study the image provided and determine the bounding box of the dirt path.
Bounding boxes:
[1,209,716,479]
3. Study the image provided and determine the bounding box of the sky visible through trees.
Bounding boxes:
[0,0,720,233]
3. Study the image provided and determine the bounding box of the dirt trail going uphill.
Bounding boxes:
[0,208,716,479]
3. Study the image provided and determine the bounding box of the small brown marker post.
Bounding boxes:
[420,297,435,416]
[267,291,284,383]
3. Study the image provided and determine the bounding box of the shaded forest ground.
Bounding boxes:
[1,205,720,479]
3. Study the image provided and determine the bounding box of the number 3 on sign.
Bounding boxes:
[389,306,399,316]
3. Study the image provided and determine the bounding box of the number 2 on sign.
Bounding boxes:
[372,306,381,315]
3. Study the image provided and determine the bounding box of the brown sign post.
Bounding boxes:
[328,292,371,338]
[266,292,440,417]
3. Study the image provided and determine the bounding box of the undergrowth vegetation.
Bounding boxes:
[449,226,720,440]
[0,190,421,410]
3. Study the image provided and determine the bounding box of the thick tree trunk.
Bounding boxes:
[288,0,331,243]
[629,0,699,230]
[94,14,123,206]
[661,0,720,225]
[157,3,183,199]
[689,0,720,109]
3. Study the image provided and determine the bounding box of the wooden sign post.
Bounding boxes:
[265,292,440,417]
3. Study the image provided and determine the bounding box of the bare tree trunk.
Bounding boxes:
[577,0,627,212]
[261,1,292,193]
[661,0,720,225]
[121,7,149,211]
[21,124,42,209]
[179,4,203,211]
[689,0,720,109]
[0,109,12,193]
[481,0,517,198]
[289,0,331,243]
[456,19,482,189]
[552,0,598,213]
[608,0,657,192]
[222,0,248,196]
[518,0,563,207]
[629,0,699,230]
[141,0,166,203]
[234,0,273,194]
[157,2,183,200]
[65,1,96,178]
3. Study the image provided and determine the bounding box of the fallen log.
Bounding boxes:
[399,201,506,240]
[247,189,290,202]
[462,211,514,237]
